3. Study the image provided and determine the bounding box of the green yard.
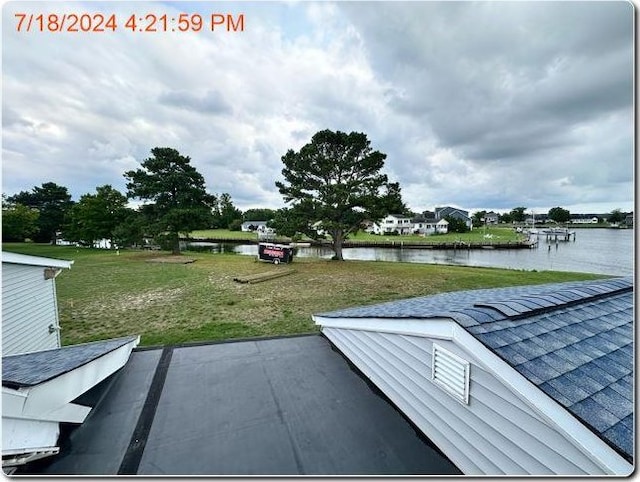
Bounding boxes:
[189,226,525,245]
[3,243,605,347]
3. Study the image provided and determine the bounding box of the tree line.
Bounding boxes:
[3,130,632,261]
[2,148,253,254]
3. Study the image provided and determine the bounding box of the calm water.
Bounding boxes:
[186,228,634,276]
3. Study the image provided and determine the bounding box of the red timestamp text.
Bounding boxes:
[15,13,118,32]
[14,12,245,33]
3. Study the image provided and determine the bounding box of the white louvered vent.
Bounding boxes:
[432,344,470,404]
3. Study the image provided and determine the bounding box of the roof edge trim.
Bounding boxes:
[2,252,74,269]
[313,315,455,340]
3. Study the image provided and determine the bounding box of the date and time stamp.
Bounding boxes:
[13,12,245,33]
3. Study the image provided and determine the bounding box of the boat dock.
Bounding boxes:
[542,228,576,242]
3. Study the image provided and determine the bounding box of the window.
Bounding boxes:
[432,344,470,404]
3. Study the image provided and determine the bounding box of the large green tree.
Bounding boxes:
[274,129,403,260]
[509,206,527,223]
[124,147,214,254]
[63,185,129,247]
[2,197,40,242]
[608,209,625,224]
[112,209,146,248]
[243,208,276,222]
[445,215,471,233]
[8,182,73,243]
[547,206,571,224]
[472,210,487,228]
[214,192,243,229]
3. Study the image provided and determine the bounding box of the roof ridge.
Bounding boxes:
[472,279,633,322]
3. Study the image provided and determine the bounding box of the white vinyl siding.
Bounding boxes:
[322,327,607,476]
[2,263,61,355]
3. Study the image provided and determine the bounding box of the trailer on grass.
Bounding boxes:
[257,243,294,264]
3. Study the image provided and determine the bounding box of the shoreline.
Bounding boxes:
[184,237,537,250]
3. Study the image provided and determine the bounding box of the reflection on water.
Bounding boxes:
[184,229,633,276]
[181,241,239,254]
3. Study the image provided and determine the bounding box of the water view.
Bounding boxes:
[186,228,633,277]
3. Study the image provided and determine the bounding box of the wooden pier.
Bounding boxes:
[542,229,576,243]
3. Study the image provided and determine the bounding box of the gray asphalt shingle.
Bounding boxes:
[2,336,139,388]
[316,277,633,461]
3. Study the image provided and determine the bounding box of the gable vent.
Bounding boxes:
[432,344,470,404]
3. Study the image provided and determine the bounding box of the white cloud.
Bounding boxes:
[2,1,634,215]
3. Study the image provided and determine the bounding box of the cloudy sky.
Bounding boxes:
[2,1,634,215]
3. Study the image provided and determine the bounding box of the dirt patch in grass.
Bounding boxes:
[77,287,185,317]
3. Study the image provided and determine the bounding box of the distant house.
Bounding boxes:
[2,252,139,471]
[435,206,473,230]
[571,217,599,224]
[372,214,413,235]
[624,213,633,228]
[412,217,449,236]
[485,211,499,225]
[314,277,633,475]
[241,221,269,232]
[2,252,74,355]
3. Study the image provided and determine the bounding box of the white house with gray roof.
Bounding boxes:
[371,214,413,235]
[313,277,633,475]
[412,217,449,235]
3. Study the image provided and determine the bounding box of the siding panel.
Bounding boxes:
[323,327,604,475]
[2,263,60,355]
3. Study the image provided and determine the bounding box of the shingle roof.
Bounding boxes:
[316,277,634,461]
[2,336,139,388]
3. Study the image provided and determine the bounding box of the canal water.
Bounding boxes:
[185,228,633,276]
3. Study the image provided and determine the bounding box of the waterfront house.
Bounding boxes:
[314,277,633,475]
[571,217,599,224]
[435,207,473,230]
[241,221,269,232]
[372,214,413,235]
[412,217,449,236]
[485,211,499,224]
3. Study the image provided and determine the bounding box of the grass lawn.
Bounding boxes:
[189,229,262,240]
[190,227,525,244]
[349,227,525,244]
[3,243,606,347]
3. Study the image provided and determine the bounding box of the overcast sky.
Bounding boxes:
[2,1,635,215]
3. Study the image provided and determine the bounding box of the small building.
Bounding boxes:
[2,252,74,355]
[314,277,633,475]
